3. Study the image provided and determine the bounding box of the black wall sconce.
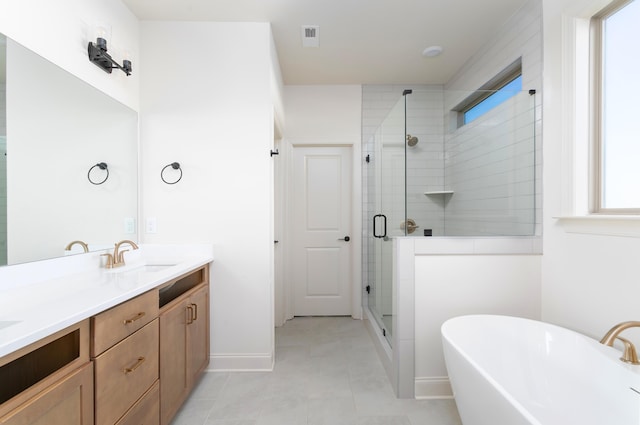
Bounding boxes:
[88,38,132,76]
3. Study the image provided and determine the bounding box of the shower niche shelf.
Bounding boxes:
[424,190,454,196]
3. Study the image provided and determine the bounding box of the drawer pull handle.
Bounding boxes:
[123,312,146,324]
[186,305,194,325]
[124,356,145,374]
[192,303,198,321]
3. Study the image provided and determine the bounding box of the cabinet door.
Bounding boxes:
[159,298,189,425]
[187,284,210,386]
[0,362,93,425]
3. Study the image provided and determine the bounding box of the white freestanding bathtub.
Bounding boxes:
[442,315,640,425]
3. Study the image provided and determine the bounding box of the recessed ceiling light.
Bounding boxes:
[422,46,443,58]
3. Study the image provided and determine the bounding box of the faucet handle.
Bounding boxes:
[117,249,129,264]
[101,253,114,269]
[616,336,640,365]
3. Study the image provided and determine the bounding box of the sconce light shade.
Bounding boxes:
[88,38,132,76]
[123,60,132,75]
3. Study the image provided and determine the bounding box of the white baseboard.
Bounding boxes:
[208,353,274,372]
[415,376,454,399]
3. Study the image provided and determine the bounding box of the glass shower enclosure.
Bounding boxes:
[363,87,538,347]
[364,91,409,345]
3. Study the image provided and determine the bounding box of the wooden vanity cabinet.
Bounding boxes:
[0,263,209,425]
[159,266,210,425]
[91,290,159,425]
[0,321,93,425]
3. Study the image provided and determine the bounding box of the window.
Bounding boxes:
[453,58,522,127]
[464,75,522,125]
[594,0,640,212]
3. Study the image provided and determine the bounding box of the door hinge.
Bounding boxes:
[382,328,386,337]
[366,285,371,294]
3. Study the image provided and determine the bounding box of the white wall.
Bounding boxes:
[541,0,640,345]
[284,85,362,143]
[0,0,139,111]
[282,85,363,319]
[139,21,281,370]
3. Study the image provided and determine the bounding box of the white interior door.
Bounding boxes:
[292,146,352,316]
[273,137,285,327]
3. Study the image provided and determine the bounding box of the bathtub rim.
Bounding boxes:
[442,315,544,425]
[441,314,640,425]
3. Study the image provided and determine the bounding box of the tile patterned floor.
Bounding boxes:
[171,316,462,425]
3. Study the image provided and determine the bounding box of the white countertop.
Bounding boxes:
[0,244,213,358]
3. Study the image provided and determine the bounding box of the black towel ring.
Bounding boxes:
[88,162,109,185]
[161,162,182,185]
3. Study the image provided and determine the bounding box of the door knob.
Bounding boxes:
[338,236,350,242]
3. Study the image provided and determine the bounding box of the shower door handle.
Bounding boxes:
[373,214,387,239]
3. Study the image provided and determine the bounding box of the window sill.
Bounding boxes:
[553,215,640,237]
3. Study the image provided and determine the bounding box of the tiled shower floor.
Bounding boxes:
[170,316,462,425]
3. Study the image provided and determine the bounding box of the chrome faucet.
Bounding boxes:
[65,240,89,253]
[600,321,640,364]
[102,240,139,268]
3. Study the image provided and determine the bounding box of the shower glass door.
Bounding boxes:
[368,95,406,346]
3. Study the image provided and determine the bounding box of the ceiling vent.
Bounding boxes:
[301,25,319,48]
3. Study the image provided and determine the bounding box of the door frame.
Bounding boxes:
[276,141,362,323]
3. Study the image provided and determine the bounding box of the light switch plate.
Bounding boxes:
[124,217,135,234]
[146,217,157,234]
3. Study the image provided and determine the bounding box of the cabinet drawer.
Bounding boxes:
[116,380,159,425]
[94,320,159,425]
[91,290,158,356]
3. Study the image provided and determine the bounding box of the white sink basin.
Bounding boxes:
[0,321,21,331]
[136,264,176,273]
[107,264,176,274]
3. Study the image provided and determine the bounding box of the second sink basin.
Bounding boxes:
[0,321,21,331]
[137,264,176,273]
[107,263,176,275]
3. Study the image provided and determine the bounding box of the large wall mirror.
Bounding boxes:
[0,33,138,266]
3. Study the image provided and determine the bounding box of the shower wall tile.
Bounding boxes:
[443,93,537,236]
[444,0,542,236]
